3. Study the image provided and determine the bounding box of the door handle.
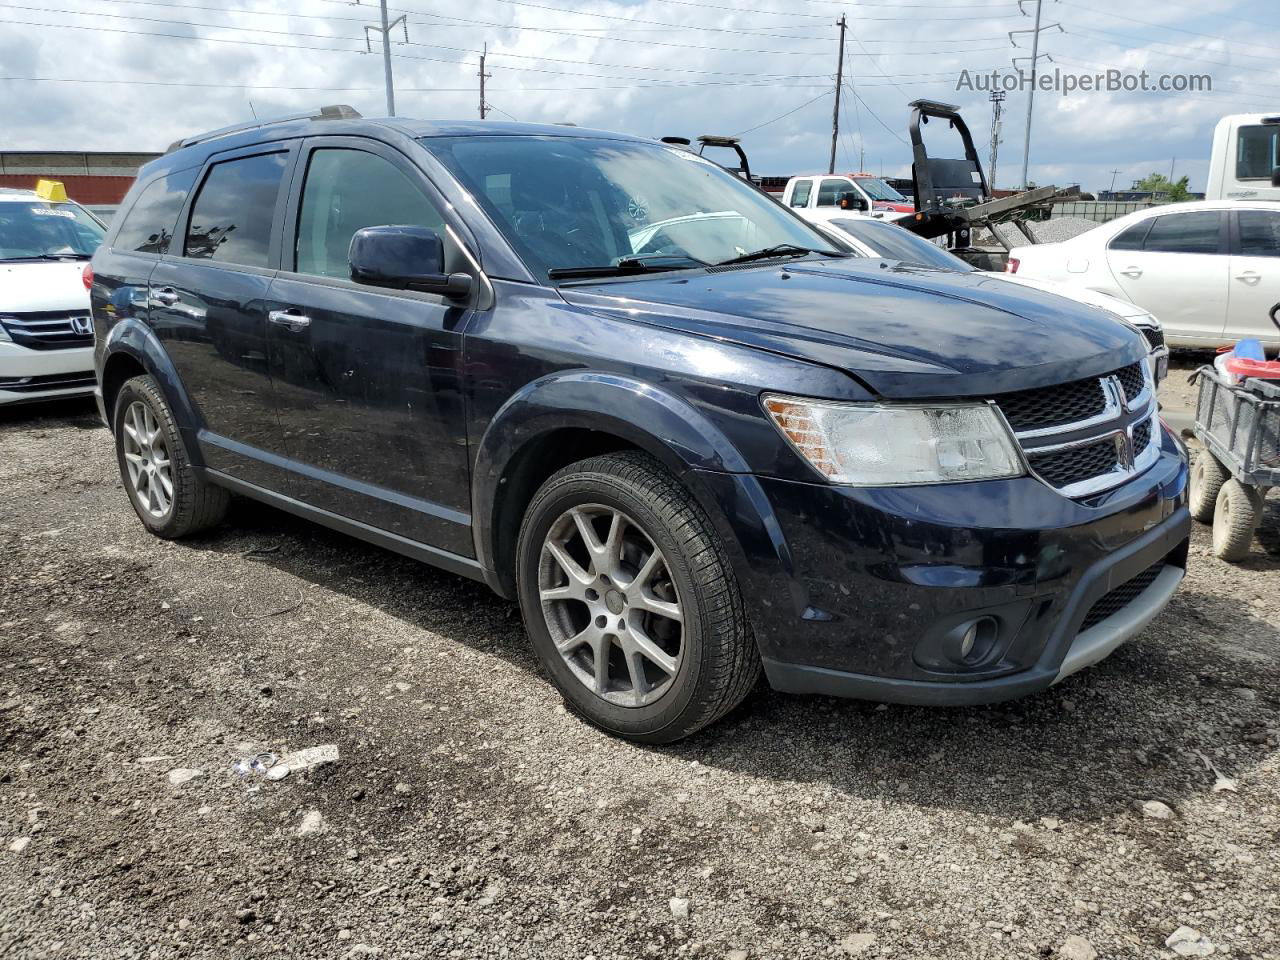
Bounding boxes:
[1119,267,1143,279]
[268,309,312,331]
[152,287,179,306]
[1235,270,1262,284]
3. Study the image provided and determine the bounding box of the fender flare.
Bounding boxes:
[470,370,762,592]
[100,319,206,465]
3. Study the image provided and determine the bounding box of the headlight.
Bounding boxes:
[763,394,1025,486]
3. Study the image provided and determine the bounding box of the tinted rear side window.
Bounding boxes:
[185,152,288,268]
[112,169,197,255]
[1108,220,1151,251]
[1237,210,1280,257]
[1141,211,1222,255]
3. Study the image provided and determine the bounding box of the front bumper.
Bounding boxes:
[693,427,1190,705]
[0,342,95,406]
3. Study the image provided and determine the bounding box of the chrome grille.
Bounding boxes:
[992,361,1158,498]
[993,374,1107,431]
[1028,437,1120,488]
[1115,362,1146,402]
[0,311,94,350]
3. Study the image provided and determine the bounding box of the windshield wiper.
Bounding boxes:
[548,253,707,281]
[2,253,92,262]
[714,244,846,267]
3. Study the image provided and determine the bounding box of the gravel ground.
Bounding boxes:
[1,391,1277,960]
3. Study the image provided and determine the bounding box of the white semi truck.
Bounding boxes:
[1205,114,1280,202]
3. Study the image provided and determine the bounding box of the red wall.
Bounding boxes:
[0,174,136,204]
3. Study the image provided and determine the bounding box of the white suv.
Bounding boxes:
[0,183,106,406]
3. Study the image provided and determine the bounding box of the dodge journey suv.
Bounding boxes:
[89,107,1191,742]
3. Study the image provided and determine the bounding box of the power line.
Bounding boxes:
[733,90,830,136]
[1062,0,1279,54]
[843,83,908,145]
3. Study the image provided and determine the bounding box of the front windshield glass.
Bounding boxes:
[422,136,839,280]
[0,201,105,260]
[854,178,907,203]
[827,218,971,272]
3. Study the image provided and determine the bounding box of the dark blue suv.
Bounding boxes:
[89,107,1191,742]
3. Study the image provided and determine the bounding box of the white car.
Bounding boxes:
[811,214,1169,383]
[0,182,105,406]
[1006,200,1280,349]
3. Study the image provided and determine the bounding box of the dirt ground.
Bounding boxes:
[1,371,1277,960]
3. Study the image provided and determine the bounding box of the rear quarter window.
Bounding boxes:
[112,168,198,255]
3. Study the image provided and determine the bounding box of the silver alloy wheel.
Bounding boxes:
[121,400,174,519]
[538,504,684,707]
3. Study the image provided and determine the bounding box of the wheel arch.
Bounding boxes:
[472,371,753,598]
[100,319,205,464]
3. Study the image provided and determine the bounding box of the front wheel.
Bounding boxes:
[516,452,759,743]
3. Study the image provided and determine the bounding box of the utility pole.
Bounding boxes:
[364,0,408,117]
[1010,0,1061,190]
[828,14,847,175]
[988,91,1005,190]
[1109,169,1120,193]
[478,43,491,119]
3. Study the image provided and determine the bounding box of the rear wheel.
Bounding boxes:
[1212,478,1262,562]
[516,452,759,743]
[1189,453,1229,523]
[113,375,227,538]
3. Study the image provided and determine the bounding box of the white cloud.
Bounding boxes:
[0,0,1276,192]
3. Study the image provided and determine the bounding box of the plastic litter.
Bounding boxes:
[232,752,279,778]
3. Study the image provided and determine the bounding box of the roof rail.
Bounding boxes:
[165,104,362,154]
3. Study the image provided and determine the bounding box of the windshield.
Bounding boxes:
[422,136,838,280]
[0,201,105,260]
[827,218,972,271]
[854,178,907,203]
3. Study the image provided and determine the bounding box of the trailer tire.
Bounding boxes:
[1212,479,1262,562]
[1190,453,1230,524]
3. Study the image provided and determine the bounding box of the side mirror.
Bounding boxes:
[838,191,868,212]
[1271,166,1280,188]
[349,225,472,298]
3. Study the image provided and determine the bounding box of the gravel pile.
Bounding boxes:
[0,399,1276,959]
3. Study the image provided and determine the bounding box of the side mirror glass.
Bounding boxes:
[349,225,472,298]
[838,191,868,212]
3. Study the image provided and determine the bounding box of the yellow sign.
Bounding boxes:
[35,179,68,203]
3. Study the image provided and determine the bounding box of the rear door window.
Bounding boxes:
[789,180,812,208]
[185,152,288,268]
[1140,211,1222,255]
[113,169,197,255]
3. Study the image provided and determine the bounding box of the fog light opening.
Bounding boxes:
[954,616,998,664]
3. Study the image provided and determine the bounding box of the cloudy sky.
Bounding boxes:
[1,0,1275,192]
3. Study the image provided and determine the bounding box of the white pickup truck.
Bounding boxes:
[1205,113,1280,201]
[779,173,915,220]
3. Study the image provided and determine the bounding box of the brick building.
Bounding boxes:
[0,151,159,217]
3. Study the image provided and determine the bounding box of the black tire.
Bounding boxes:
[1212,478,1262,562]
[1189,452,1229,524]
[112,375,228,538]
[516,451,759,743]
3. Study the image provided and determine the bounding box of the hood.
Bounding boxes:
[558,258,1148,399]
[0,260,91,313]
